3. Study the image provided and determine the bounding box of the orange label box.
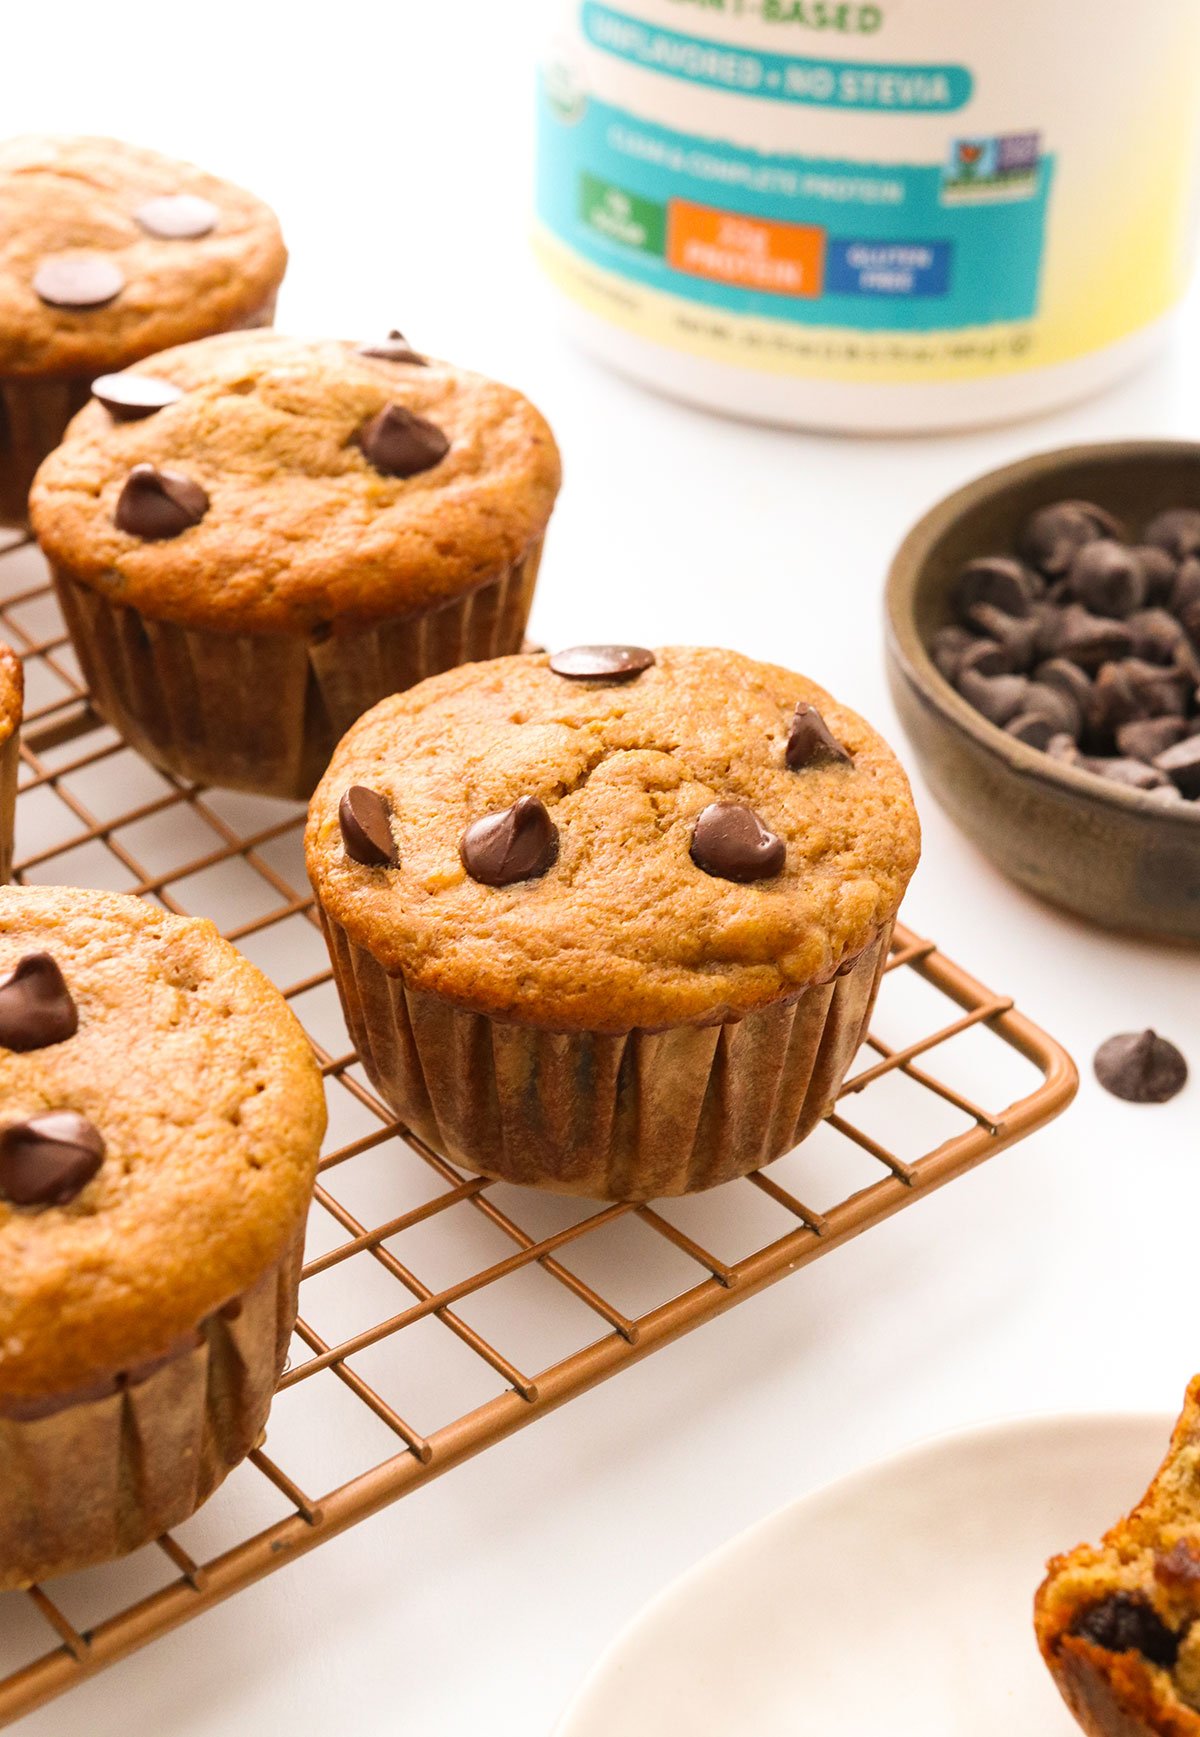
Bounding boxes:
[667,201,826,297]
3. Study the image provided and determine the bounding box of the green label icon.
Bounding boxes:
[580,173,667,256]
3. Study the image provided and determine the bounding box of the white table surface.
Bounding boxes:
[6,4,1198,1731]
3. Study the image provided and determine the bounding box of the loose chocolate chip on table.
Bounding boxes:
[0,1111,106,1208]
[461,795,558,886]
[115,464,208,539]
[92,372,183,421]
[1094,1030,1188,1104]
[1117,716,1189,761]
[690,802,785,883]
[33,253,125,309]
[1073,1593,1179,1665]
[1145,507,1200,562]
[0,954,78,1053]
[134,193,219,239]
[1154,734,1200,798]
[1018,500,1122,576]
[549,645,656,681]
[357,330,428,365]
[1066,540,1146,618]
[339,786,397,867]
[786,702,852,770]
[954,556,1039,620]
[358,403,449,478]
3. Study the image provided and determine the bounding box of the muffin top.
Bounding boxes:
[306,647,921,1031]
[29,330,563,633]
[0,886,325,1407]
[0,134,286,378]
[0,642,21,744]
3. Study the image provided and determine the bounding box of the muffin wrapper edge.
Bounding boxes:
[51,539,543,800]
[0,713,17,885]
[0,1222,304,1591]
[0,293,279,530]
[320,914,893,1200]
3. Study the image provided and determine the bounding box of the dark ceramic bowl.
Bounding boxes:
[886,441,1200,944]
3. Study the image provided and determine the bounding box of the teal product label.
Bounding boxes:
[537,85,1053,332]
[582,3,973,111]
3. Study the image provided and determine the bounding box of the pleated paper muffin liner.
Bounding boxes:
[0,643,22,884]
[0,1223,304,1592]
[0,722,17,888]
[320,913,893,1200]
[51,539,542,800]
[0,727,16,885]
[0,294,279,530]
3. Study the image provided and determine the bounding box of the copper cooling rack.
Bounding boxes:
[0,531,1078,1727]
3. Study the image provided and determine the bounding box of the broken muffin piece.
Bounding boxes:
[1036,1377,1200,1733]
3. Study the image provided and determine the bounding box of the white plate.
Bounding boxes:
[557,1413,1171,1737]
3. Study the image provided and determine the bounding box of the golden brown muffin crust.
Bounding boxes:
[306,647,920,1031]
[0,886,325,1406]
[0,134,286,377]
[30,330,563,633]
[0,642,20,744]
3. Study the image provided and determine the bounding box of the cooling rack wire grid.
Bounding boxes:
[0,530,1077,1725]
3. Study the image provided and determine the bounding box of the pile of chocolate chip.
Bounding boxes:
[932,499,1200,807]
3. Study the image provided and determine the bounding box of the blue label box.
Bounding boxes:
[825,239,952,297]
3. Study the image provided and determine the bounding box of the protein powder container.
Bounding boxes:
[535,1,1200,432]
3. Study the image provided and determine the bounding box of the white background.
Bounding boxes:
[5,4,1199,1732]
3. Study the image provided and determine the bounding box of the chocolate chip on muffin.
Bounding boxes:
[339,785,398,867]
[92,372,183,421]
[114,463,209,539]
[0,952,78,1051]
[461,795,559,885]
[357,329,428,366]
[358,402,450,478]
[690,801,786,882]
[0,1111,105,1208]
[549,644,657,681]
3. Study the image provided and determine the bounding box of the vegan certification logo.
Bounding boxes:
[942,132,1041,202]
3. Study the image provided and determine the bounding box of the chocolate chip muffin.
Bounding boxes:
[0,134,286,526]
[30,330,562,798]
[0,885,325,1588]
[1037,1378,1200,1735]
[306,646,919,1199]
[0,643,20,883]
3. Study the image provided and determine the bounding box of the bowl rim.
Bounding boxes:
[885,437,1200,830]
